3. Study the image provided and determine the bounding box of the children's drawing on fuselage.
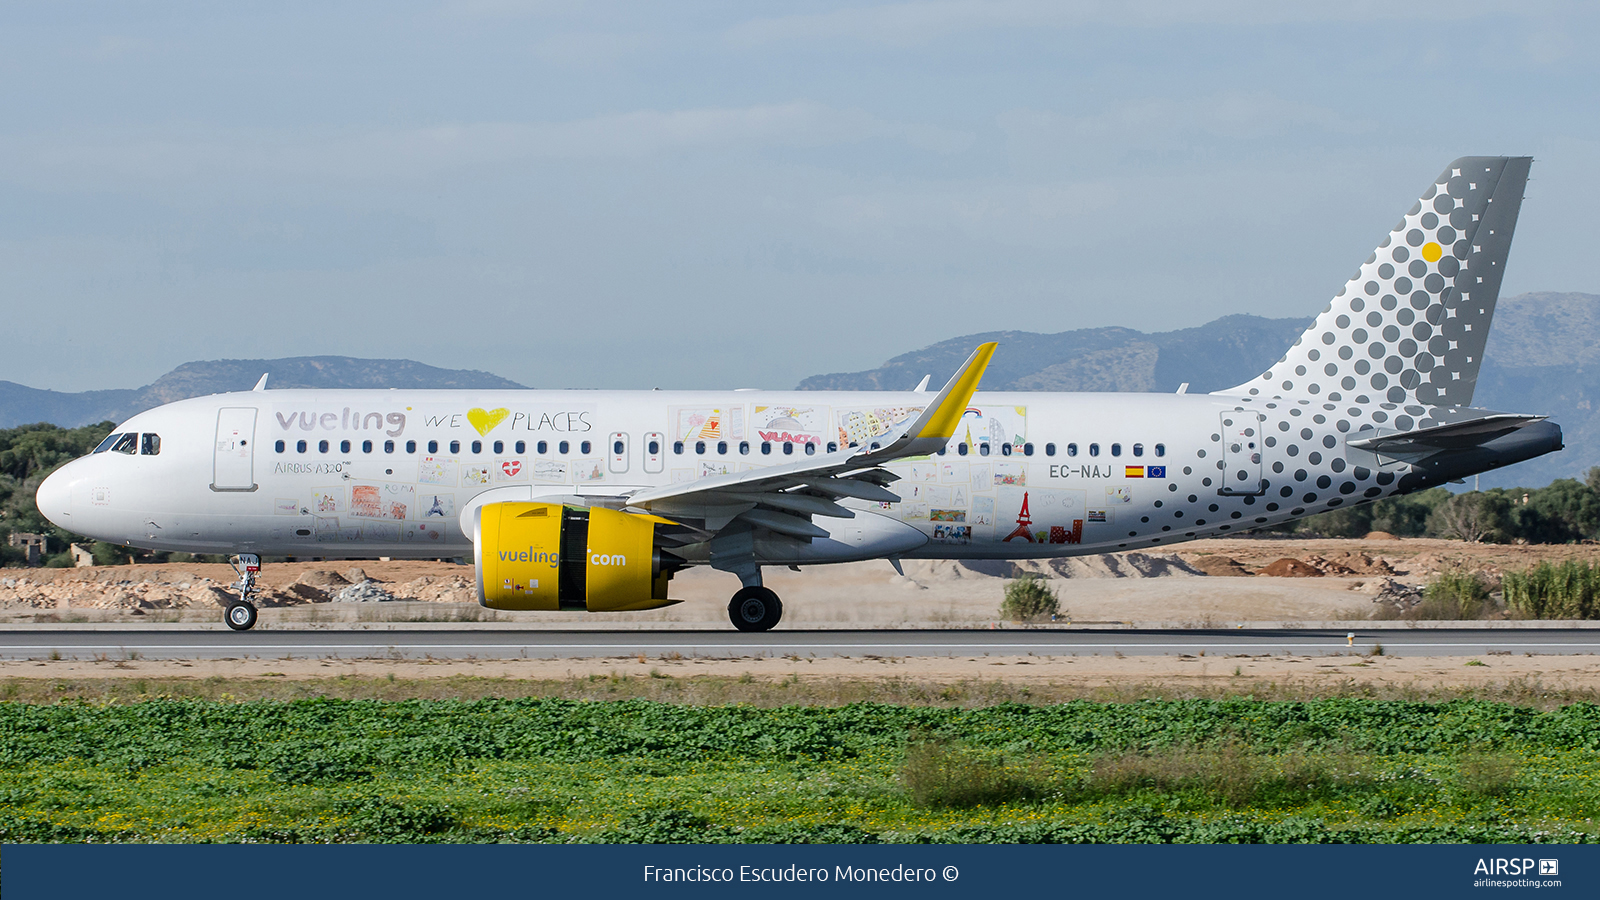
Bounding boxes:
[460,465,492,487]
[350,483,412,520]
[365,522,401,542]
[939,461,968,484]
[752,405,828,447]
[532,459,568,483]
[418,456,456,486]
[404,521,446,543]
[574,459,605,483]
[993,461,1025,487]
[971,495,995,527]
[997,486,1086,545]
[495,457,528,483]
[699,460,737,478]
[904,461,939,483]
[311,487,344,514]
[273,498,299,516]
[420,493,454,518]
[932,524,971,544]
[674,407,744,443]
[1107,486,1132,504]
[959,405,1027,455]
[968,464,990,488]
[835,406,921,447]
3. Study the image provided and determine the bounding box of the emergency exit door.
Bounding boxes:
[1219,411,1265,496]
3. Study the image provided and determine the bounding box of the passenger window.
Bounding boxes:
[1000,443,1011,457]
[581,441,591,454]
[318,440,330,453]
[1088,443,1099,457]
[1155,443,1166,457]
[406,440,416,454]
[296,440,308,453]
[805,442,816,456]
[384,440,395,453]
[428,440,439,454]
[449,441,460,454]
[493,441,503,454]
[673,441,684,454]
[695,441,706,455]
[1111,443,1122,457]
[515,441,525,454]
[1133,443,1144,457]
[957,443,968,457]
[1067,443,1078,457]
[649,440,661,455]
[761,442,772,455]
[471,441,482,454]
[979,443,990,456]
[362,440,373,453]
[94,433,122,453]
[827,442,838,453]
[538,441,549,454]
[274,440,286,453]
[717,441,728,455]
[141,433,161,455]
[614,440,625,455]
[559,441,569,454]
[783,442,794,455]
[341,440,351,453]
[738,441,749,455]
[1022,442,1033,456]
[1045,443,1055,457]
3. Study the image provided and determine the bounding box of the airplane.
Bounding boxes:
[34,156,1560,632]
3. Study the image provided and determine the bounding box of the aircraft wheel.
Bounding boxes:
[728,587,782,632]
[225,602,258,631]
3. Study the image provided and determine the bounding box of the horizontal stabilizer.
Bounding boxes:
[1346,414,1546,454]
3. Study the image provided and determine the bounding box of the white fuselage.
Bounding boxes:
[37,387,1409,564]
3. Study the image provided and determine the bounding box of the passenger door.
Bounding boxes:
[213,407,258,491]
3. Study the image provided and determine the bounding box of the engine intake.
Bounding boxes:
[475,502,679,611]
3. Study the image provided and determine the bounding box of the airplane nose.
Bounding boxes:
[35,467,72,529]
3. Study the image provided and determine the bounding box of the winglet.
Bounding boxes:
[252,373,269,392]
[910,342,996,440]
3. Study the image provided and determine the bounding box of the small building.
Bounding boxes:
[70,543,96,568]
[7,533,46,567]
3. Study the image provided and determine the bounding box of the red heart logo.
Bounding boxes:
[502,460,522,477]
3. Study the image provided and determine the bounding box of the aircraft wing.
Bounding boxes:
[622,343,997,538]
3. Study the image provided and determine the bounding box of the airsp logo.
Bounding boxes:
[1474,858,1545,876]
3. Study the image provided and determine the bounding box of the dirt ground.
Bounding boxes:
[2,537,1597,629]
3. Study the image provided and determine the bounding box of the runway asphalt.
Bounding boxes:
[0,628,1595,661]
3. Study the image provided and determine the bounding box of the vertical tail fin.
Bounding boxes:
[1220,156,1531,408]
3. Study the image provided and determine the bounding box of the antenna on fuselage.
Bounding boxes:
[252,373,269,392]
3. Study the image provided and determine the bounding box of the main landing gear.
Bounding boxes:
[728,585,782,632]
[225,553,261,631]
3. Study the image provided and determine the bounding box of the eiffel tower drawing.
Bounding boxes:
[1002,491,1035,543]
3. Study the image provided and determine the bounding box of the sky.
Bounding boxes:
[2,1,1598,392]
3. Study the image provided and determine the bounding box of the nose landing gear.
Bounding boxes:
[225,554,261,631]
[728,585,782,632]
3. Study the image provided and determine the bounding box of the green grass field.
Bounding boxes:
[1,684,1597,844]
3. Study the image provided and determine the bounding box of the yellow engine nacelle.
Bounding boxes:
[475,502,679,612]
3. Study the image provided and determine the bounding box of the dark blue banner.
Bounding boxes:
[4,843,1595,899]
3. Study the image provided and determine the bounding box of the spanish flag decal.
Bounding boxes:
[1125,466,1144,478]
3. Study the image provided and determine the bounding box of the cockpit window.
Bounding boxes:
[93,433,123,453]
[141,433,161,455]
[110,433,138,455]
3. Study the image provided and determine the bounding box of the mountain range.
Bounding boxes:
[3,293,1594,490]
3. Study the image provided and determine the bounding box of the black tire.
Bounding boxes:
[728,586,782,632]
[225,602,258,631]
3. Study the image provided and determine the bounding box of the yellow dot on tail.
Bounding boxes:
[1421,241,1442,262]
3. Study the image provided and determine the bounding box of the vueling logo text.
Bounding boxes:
[500,548,558,567]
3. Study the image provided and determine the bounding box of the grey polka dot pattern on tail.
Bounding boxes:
[1219,158,1529,411]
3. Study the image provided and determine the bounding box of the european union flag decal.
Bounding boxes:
[1147,466,1167,478]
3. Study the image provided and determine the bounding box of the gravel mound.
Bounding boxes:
[331,580,397,603]
[1257,558,1322,578]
